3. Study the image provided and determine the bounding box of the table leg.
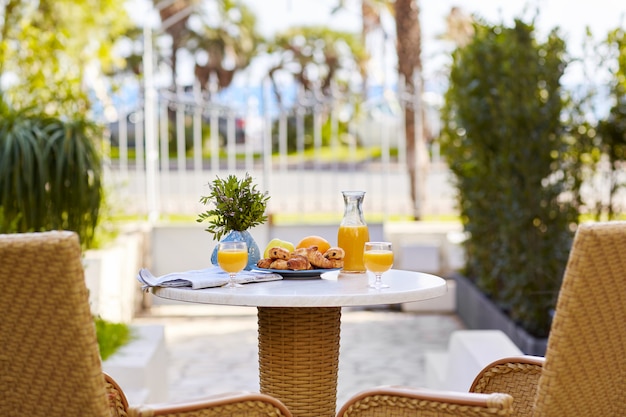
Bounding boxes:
[257,306,341,417]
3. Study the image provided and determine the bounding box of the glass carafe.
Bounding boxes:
[337,191,370,273]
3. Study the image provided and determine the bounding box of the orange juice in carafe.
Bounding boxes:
[337,191,369,273]
[338,224,369,272]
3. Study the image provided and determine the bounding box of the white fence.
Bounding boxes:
[102,82,626,222]
[103,84,456,220]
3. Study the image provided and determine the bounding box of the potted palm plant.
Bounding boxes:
[0,107,103,249]
[197,173,270,270]
[0,102,138,359]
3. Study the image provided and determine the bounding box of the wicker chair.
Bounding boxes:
[337,221,626,417]
[0,231,292,417]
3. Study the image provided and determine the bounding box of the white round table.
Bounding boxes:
[151,269,447,417]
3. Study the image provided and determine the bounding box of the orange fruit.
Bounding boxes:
[296,235,331,254]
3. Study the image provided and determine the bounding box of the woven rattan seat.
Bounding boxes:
[337,221,626,417]
[0,231,292,417]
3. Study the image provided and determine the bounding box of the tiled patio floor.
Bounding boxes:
[132,305,465,408]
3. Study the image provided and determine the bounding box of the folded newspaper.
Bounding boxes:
[137,266,282,290]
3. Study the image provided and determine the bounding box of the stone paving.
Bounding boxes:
[132,304,464,409]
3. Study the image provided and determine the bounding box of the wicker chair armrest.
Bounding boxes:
[127,392,292,417]
[337,386,514,416]
[105,372,130,416]
[469,355,544,417]
[104,372,291,417]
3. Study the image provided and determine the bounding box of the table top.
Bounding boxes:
[150,269,447,308]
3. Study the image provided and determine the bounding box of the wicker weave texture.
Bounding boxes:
[533,221,626,417]
[339,393,514,417]
[0,231,111,417]
[471,360,542,417]
[258,306,341,417]
[106,374,130,417]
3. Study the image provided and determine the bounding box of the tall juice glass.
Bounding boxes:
[337,191,369,273]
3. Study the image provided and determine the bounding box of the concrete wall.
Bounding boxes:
[84,228,147,322]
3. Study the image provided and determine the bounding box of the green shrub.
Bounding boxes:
[594,28,626,219]
[95,316,133,361]
[440,19,584,337]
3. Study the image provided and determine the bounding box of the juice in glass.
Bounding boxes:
[338,224,370,273]
[217,249,248,273]
[363,249,394,273]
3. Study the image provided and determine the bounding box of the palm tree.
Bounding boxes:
[335,0,427,219]
[154,0,195,89]
[190,1,261,92]
[265,26,368,108]
[154,0,260,93]
[389,0,432,220]
[441,6,474,47]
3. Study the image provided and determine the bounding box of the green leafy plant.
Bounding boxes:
[0,206,20,234]
[0,105,103,249]
[440,18,585,337]
[95,316,133,361]
[197,173,270,241]
[593,28,626,220]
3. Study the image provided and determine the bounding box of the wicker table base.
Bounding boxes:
[258,306,342,417]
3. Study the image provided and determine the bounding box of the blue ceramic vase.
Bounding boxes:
[211,230,261,271]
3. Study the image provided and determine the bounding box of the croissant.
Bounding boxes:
[256,258,274,269]
[294,246,342,269]
[259,244,343,270]
[325,259,343,268]
[269,259,289,270]
[287,255,311,270]
[323,247,345,260]
[269,247,291,260]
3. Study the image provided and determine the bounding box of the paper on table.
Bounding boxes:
[137,266,282,290]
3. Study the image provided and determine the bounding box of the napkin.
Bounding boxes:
[137,266,282,290]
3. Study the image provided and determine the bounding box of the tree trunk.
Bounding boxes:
[394,0,426,220]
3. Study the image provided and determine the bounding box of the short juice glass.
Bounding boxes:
[217,241,248,288]
[363,242,393,289]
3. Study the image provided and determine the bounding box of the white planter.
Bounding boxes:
[84,228,147,323]
[102,324,168,406]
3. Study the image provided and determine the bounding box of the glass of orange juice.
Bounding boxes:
[363,242,393,289]
[217,241,248,288]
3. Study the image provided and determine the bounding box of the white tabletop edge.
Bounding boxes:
[150,269,448,308]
